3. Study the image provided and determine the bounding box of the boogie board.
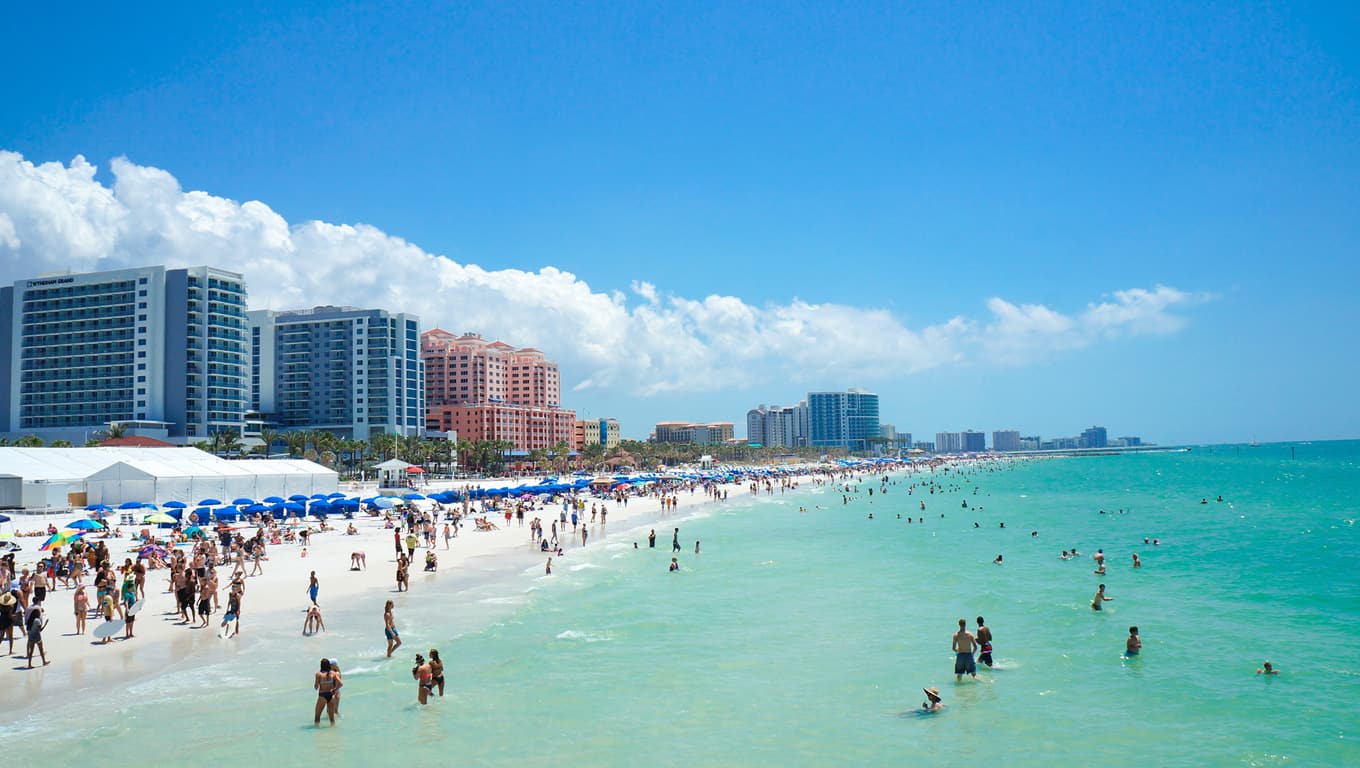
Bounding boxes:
[127,599,146,617]
[93,619,125,639]
[219,613,237,639]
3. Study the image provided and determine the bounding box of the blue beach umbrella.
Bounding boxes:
[403,493,425,500]
[282,502,306,512]
[65,518,106,530]
[244,504,271,514]
[198,498,222,506]
[289,494,309,502]
[263,496,285,504]
[163,500,187,509]
[327,492,346,499]
[372,497,395,509]
[231,498,255,506]
[117,501,145,509]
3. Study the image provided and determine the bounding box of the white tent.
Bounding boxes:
[0,447,338,510]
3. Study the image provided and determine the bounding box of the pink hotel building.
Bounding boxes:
[422,330,578,451]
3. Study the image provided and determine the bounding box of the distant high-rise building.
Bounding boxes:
[1117,435,1142,447]
[746,401,809,448]
[653,421,734,445]
[935,432,963,453]
[1019,435,1041,450]
[1081,425,1108,449]
[808,389,880,451]
[249,306,424,439]
[992,430,1021,451]
[576,417,621,449]
[0,265,249,442]
[962,430,986,452]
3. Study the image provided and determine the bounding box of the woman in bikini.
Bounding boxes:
[314,658,340,725]
[412,653,433,705]
[429,648,445,697]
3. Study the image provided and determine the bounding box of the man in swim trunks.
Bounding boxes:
[1125,626,1141,656]
[385,600,402,657]
[952,618,977,680]
[976,616,993,667]
[1092,583,1113,610]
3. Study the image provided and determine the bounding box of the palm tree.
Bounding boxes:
[15,434,44,447]
[104,422,128,440]
[282,431,308,458]
[258,427,281,457]
[211,429,243,458]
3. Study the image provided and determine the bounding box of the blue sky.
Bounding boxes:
[2,1,1357,444]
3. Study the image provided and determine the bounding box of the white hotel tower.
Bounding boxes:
[0,266,249,443]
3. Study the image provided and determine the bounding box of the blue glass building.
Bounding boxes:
[807,389,880,452]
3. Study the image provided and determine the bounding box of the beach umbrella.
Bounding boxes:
[373,497,395,509]
[182,525,204,536]
[117,501,146,509]
[231,498,255,506]
[40,529,84,551]
[288,494,309,502]
[263,496,285,504]
[65,519,105,531]
[198,498,222,506]
[137,544,167,559]
[327,492,346,498]
[310,493,328,500]
[282,502,306,512]
[403,493,425,500]
[143,512,177,524]
[244,504,271,513]
[85,504,112,512]
[163,500,187,508]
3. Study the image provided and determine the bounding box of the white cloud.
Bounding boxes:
[0,151,1210,393]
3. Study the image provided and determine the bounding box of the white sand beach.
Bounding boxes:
[0,474,755,712]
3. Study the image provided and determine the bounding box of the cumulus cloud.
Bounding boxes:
[0,151,1209,393]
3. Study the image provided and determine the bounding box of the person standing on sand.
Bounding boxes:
[307,571,319,606]
[952,618,977,680]
[385,600,402,657]
[976,617,993,667]
[24,599,49,668]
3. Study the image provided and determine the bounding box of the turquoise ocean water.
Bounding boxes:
[5,442,1358,766]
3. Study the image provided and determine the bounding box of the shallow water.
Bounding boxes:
[5,442,1358,766]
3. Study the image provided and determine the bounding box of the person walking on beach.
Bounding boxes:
[672,528,681,553]
[24,598,49,668]
[1092,584,1113,610]
[952,618,977,680]
[976,616,994,667]
[384,600,402,657]
[307,571,319,606]
[314,658,340,725]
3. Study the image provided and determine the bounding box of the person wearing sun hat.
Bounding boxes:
[0,590,18,655]
[922,686,945,711]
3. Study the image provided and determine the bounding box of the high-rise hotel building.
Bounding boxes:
[808,389,880,452]
[0,266,249,442]
[422,330,576,451]
[249,306,424,439]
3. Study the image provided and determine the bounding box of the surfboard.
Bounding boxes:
[93,619,125,639]
[127,599,146,617]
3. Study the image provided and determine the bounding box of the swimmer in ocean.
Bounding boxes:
[1125,626,1141,656]
[922,686,944,711]
[1257,661,1280,675]
[1092,584,1113,610]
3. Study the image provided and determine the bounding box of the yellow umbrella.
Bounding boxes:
[143,512,177,524]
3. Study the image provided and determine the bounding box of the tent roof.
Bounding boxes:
[0,447,337,483]
[373,458,412,470]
